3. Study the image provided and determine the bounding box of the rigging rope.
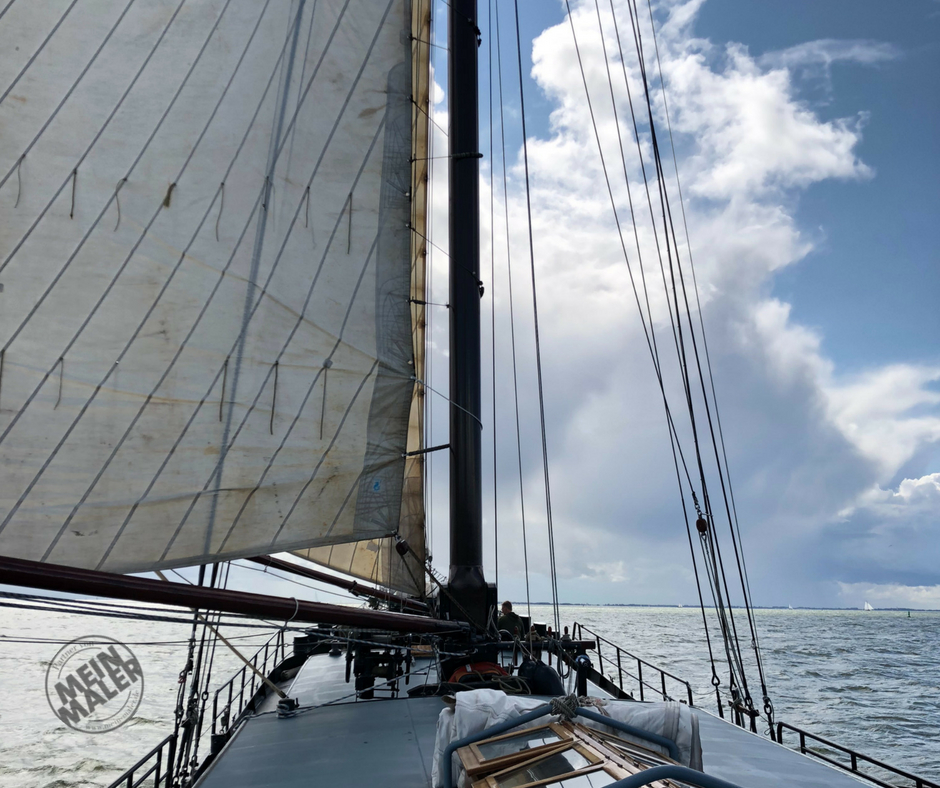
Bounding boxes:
[562,0,771,727]
[488,0,500,594]
[493,0,532,630]
[510,0,561,635]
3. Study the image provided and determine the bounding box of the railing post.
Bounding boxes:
[686,682,693,706]
[799,731,806,754]
[167,733,176,788]
[851,753,857,772]
[661,672,667,700]
[616,649,623,691]
[637,660,644,701]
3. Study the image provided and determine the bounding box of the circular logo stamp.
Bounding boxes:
[45,635,144,733]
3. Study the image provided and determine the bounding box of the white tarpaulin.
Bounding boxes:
[0,0,428,579]
[431,690,704,788]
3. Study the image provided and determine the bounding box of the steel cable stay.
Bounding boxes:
[510,0,561,634]
[623,0,763,726]
[609,0,753,713]
[622,0,759,722]
[597,1,725,699]
[487,0,500,590]
[564,0,731,701]
[582,7,721,695]
[493,0,533,629]
[564,0,765,724]
[641,0,773,729]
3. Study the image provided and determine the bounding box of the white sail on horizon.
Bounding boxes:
[0,0,429,595]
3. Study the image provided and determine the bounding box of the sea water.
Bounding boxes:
[1,604,937,787]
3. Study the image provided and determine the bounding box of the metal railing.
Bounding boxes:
[571,622,694,706]
[776,721,940,788]
[107,733,176,788]
[211,629,287,736]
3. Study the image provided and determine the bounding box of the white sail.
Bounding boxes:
[863,601,874,611]
[0,0,429,582]
[295,0,431,596]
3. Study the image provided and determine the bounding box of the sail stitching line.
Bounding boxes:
[0,0,190,274]
[119,117,388,568]
[31,181,258,561]
[219,234,380,550]
[0,0,18,25]
[94,114,386,569]
[0,4,286,540]
[267,361,380,545]
[205,0,361,550]
[0,0,252,357]
[0,0,81,107]
[0,0,139,195]
[170,0,395,558]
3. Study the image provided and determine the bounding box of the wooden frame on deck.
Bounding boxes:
[459,723,575,778]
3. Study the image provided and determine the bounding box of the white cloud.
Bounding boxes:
[760,39,900,71]
[837,581,940,610]
[430,0,939,606]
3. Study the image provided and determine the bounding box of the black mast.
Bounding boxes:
[447,0,489,623]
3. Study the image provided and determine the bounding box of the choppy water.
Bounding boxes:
[1,604,938,787]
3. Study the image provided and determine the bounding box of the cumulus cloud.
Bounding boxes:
[426,0,939,608]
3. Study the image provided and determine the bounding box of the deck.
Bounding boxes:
[195,652,869,788]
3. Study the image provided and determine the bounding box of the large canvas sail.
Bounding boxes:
[0,0,429,579]
[294,0,431,597]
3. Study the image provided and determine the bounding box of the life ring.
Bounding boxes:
[448,661,509,684]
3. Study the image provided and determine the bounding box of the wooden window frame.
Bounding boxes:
[459,723,575,778]
[471,741,613,788]
[570,724,676,769]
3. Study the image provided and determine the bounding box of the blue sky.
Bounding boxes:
[417,0,940,609]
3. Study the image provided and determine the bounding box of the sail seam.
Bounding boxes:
[105,115,387,569]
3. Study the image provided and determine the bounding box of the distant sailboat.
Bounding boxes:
[788,604,793,610]
[864,601,875,611]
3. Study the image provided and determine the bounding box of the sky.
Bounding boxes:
[13,0,934,614]
[417,0,940,610]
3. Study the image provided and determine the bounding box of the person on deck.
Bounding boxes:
[497,601,524,639]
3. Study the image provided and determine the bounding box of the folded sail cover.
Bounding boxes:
[0,0,429,594]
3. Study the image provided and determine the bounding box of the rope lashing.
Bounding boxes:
[162,182,176,208]
[215,182,225,241]
[69,168,77,218]
[113,178,127,231]
[14,154,24,208]
[549,693,581,720]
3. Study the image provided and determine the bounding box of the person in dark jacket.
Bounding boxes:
[497,601,524,638]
